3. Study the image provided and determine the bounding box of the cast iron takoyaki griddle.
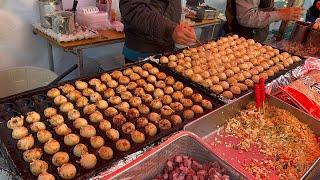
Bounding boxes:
[0,60,224,180]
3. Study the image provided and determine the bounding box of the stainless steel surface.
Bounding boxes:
[39,0,61,28]
[184,92,320,179]
[291,21,312,43]
[45,11,75,34]
[105,131,245,180]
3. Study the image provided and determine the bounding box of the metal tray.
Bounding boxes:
[102,131,246,179]
[0,60,224,180]
[184,93,320,179]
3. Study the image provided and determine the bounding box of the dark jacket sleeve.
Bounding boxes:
[119,0,177,41]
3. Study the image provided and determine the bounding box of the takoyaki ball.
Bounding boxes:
[89,78,101,86]
[89,111,104,123]
[292,56,301,62]
[140,70,149,78]
[103,89,115,99]
[126,82,138,91]
[177,53,185,59]
[142,94,153,103]
[231,67,241,74]
[113,114,127,125]
[165,76,175,86]
[175,65,185,73]
[111,70,123,79]
[75,81,88,90]
[150,99,163,110]
[131,130,145,144]
[104,107,118,117]
[242,71,252,79]
[266,59,275,66]
[244,79,254,88]
[101,73,112,82]
[183,49,192,57]
[180,98,193,107]
[155,81,166,89]
[234,73,245,82]
[47,88,60,98]
[153,88,164,98]
[256,66,264,73]
[164,86,174,95]
[116,139,131,152]
[183,110,195,120]
[276,63,285,71]
[252,75,260,84]
[38,172,55,180]
[161,105,174,116]
[147,112,160,124]
[130,73,141,81]
[129,96,142,107]
[96,83,107,92]
[160,56,169,64]
[184,69,194,78]
[116,102,130,113]
[134,87,146,97]
[172,91,184,101]
[249,68,259,76]
[108,96,122,105]
[132,66,143,73]
[55,123,71,136]
[118,76,130,85]
[123,68,134,76]
[23,148,43,163]
[73,118,88,129]
[190,93,202,103]
[126,108,140,119]
[122,122,135,134]
[282,60,290,68]
[259,72,268,80]
[96,100,108,110]
[80,125,96,138]
[230,86,241,95]
[201,99,213,110]
[82,88,95,97]
[106,129,120,141]
[138,104,150,114]
[146,75,156,84]
[7,116,24,130]
[25,111,41,124]
[80,153,97,169]
[64,133,80,146]
[142,63,154,70]
[182,87,193,97]
[98,146,113,160]
[145,123,157,136]
[158,119,171,130]
[270,66,280,74]
[12,126,28,139]
[170,102,184,112]
[156,72,167,80]
[191,74,203,83]
[58,163,77,179]
[210,75,220,84]
[120,91,132,101]
[144,83,155,93]
[17,135,34,151]
[37,130,52,143]
[225,69,235,77]
[168,61,177,68]
[219,81,230,90]
[30,122,46,133]
[49,114,64,126]
[170,115,182,125]
[76,96,89,108]
[137,117,149,128]
[90,136,105,149]
[44,139,60,155]
[201,71,210,79]
[217,66,225,73]
[60,102,74,113]
[66,90,82,101]
[30,160,48,176]
[83,104,97,115]
[260,62,270,70]
[234,83,248,91]
[136,79,147,87]
[52,152,69,166]
[107,80,118,88]
[161,95,172,105]
[266,69,275,77]
[227,77,238,85]
[218,72,227,81]
[73,144,88,157]
[99,120,111,132]
[222,91,234,99]
[191,104,204,114]
[149,67,159,75]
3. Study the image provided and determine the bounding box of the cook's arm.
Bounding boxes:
[236,0,280,28]
[119,0,177,41]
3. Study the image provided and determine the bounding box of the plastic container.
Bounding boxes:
[76,6,109,29]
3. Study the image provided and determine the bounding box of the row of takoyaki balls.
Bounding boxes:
[159,35,301,99]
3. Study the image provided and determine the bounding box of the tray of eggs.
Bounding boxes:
[0,60,223,180]
[158,35,304,101]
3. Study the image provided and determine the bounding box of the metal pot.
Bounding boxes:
[39,0,61,28]
[290,21,312,43]
[45,11,75,34]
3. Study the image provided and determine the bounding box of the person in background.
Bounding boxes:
[225,0,304,42]
[119,0,197,63]
[306,0,320,22]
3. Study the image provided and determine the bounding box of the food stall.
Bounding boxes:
[0,0,320,180]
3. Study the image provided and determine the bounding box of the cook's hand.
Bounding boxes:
[172,24,196,45]
[278,7,304,21]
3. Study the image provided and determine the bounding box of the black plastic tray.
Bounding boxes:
[0,60,224,180]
